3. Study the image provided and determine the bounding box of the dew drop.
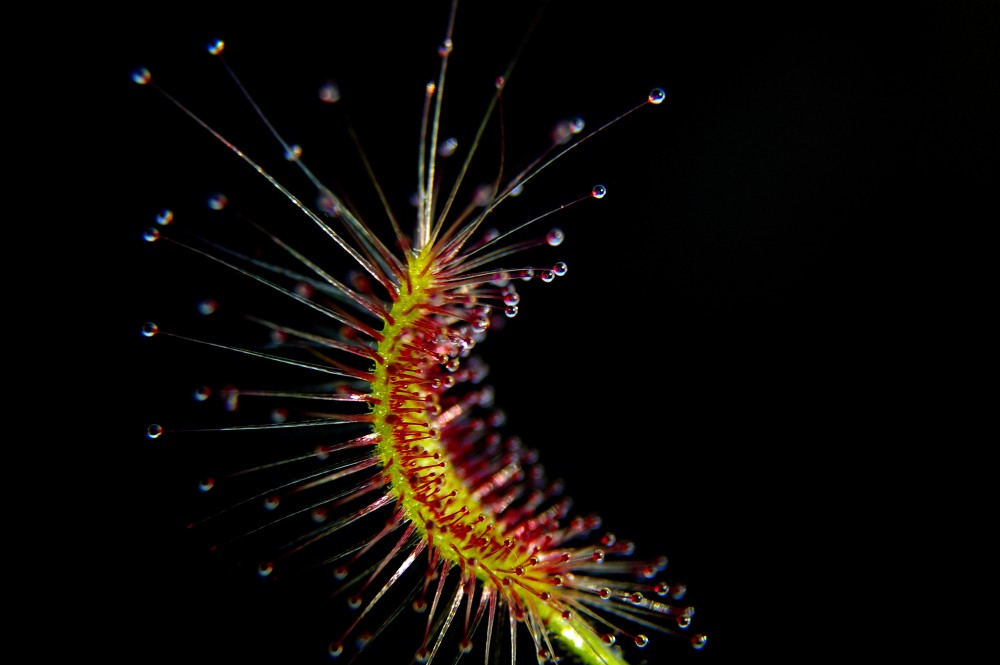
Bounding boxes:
[671,584,688,600]
[263,495,280,511]
[347,595,362,609]
[437,39,453,56]
[333,565,348,580]
[146,423,163,439]
[197,299,218,316]
[676,615,692,629]
[412,598,427,613]
[284,144,303,161]
[591,184,607,199]
[328,642,344,657]
[131,67,151,85]
[509,183,524,197]
[270,407,288,423]
[546,228,564,246]
[311,507,328,523]
[648,87,666,104]
[459,638,473,654]
[198,477,215,492]
[503,292,520,306]
[598,588,611,600]
[257,561,273,577]
[438,137,458,157]
[634,634,649,648]
[540,270,555,283]
[141,322,159,337]
[319,81,341,103]
[600,633,615,646]
[504,305,518,318]
[206,38,225,55]
[142,227,160,242]
[155,209,173,226]
[206,193,228,210]
[193,386,211,402]
[552,262,568,277]
[691,634,707,650]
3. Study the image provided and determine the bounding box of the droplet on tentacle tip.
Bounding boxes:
[131,67,150,85]
[319,81,341,103]
[546,228,564,246]
[648,87,666,104]
[206,38,225,56]
[591,184,607,199]
[197,299,218,316]
[141,322,159,337]
[206,193,228,210]
[155,209,173,226]
[146,423,163,439]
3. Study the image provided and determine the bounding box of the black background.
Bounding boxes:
[100,1,992,663]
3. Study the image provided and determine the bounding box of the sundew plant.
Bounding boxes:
[129,2,715,663]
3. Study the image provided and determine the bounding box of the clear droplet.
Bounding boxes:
[546,229,564,246]
[504,305,518,318]
[193,386,212,402]
[691,634,708,650]
[146,423,163,439]
[155,209,173,226]
[197,299,218,316]
[438,137,458,157]
[503,292,520,306]
[328,642,343,657]
[141,322,159,337]
[540,270,555,283]
[207,193,228,210]
[634,634,649,648]
[319,81,341,103]
[649,88,666,104]
[263,495,280,511]
[591,184,607,199]
[198,477,215,492]
[552,262,568,276]
[206,39,225,55]
[509,183,524,197]
[131,67,151,85]
[142,228,160,242]
[284,144,302,161]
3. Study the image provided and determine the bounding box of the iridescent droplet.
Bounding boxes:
[131,67,151,85]
[206,39,225,55]
[649,88,666,104]
[591,184,607,199]
[206,193,228,210]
